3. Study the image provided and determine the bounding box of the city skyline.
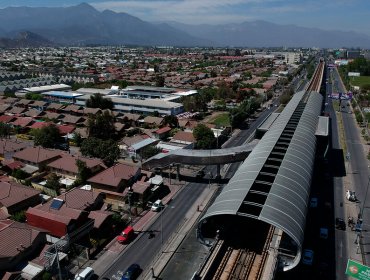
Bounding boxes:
[0,0,369,37]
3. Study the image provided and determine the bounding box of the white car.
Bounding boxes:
[346,190,357,202]
[302,249,314,265]
[151,199,163,212]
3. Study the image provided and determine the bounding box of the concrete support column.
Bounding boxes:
[176,164,180,180]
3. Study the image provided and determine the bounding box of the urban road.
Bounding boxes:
[100,100,280,279]
[331,66,370,280]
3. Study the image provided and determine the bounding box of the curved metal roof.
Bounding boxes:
[198,90,323,270]
[142,139,259,169]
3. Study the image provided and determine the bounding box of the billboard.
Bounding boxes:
[346,259,370,280]
[348,72,361,77]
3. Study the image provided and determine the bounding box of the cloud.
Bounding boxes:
[91,0,279,23]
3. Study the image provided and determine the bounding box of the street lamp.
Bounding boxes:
[355,173,370,246]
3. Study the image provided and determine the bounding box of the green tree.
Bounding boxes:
[32,124,61,148]
[87,110,116,140]
[163,115,179,128]
[72,132,83,147]
[0,122,11,138]
[155,75,165,87]
[86,93,114,110]
[193,124,215,149]
[45,173,61,194]
[140,145,162,160]
[80,138,120,166]
[11,169,29,180]
[11,210,26,222]
[75,159,92,185]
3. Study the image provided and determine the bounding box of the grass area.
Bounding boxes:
[210,112,230,127]
[350,76,370,88]
[332,100,339,112]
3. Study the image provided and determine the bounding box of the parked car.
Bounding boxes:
[335,218,346,230]
[302,249,314,265]
[151,199,163,212]
[117,226,134,244]
[320,227,328,239]
[121,264,141,280]
[310,197,318,208]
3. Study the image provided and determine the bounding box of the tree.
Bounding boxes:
[86,93,114,110]
[45,173,61,194]
[87,110,116,140]
[11,169,29,180]
[32,124,61,148]
[0,122,11,138]
[76,159,92,185]
[72,132,83,147]
[140,146,161,160]
[80,137,120,166]
[163,115,179,128]
[193,124,215,149]
[155,75,165,87]
[11,210,26,222]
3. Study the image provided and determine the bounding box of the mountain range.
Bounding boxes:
[0,3,369,48]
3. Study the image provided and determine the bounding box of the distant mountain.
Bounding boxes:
[167,20,370,48]
[0,3,369,48]
[0,3,211,47]
[0,31,53,48]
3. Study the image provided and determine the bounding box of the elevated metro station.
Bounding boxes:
[197,87,326,272]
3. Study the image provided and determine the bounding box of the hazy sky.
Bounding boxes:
[1,0,369,36]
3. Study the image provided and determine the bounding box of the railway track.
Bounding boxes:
[205,226,275,280]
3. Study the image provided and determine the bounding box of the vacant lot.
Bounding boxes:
[351,76,370,88]
[208,112,230,127]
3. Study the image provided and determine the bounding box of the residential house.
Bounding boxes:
[0,139,28,160]
[0,220,47,271]
[47,155,106,179]
[0,115,17,124]
[170,131,195,146]
[0,180,41,215]
[152,126,171,140]
[87,163,141,193]
[26,188,104,238]
[13,146,62,171]
[142,116,164,128]
[61,114,85,126]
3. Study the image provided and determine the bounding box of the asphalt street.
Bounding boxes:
[99,100,280,279]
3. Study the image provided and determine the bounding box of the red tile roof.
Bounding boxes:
[0,180,40,208]
[0,115,16,123]
[13,146,61,164]
[0,220,45,257]
[88,210,112,228]
[11,117,34,128]
[57,124,75,135]
[172,131,195,143]
[47,154,106,174]
[29,121,51,129]
[88,163,140,188]
[0,139,28,155]
[153,126,171,135]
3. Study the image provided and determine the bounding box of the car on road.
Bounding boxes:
[117,225,134,244]
[320,227,328,239]
[335,218,346,230]
[302,249,314,265]
[310,197,318,208]
[346,190,357,202]
[196,170,205,178]
[151,199,163,212]
[121,264,141,280]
